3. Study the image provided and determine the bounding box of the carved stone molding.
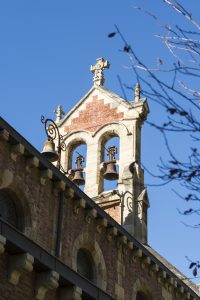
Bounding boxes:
[65,187,75,199]
[85,208,97,224]
[152,263,159,273]
[35,270,59,300]
[26,156,39,173]
[40,169,53,186]
[8,252,34,285]
[73,198,86,215]
[106,227,118,241]
[128,241,133,250]
[55,180,66,191]
[11,143,25,161]
[96,218,108,233]
[132,249,142,262]
[0,129,9,141]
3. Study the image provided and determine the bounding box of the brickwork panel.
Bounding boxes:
[64,95,124,133]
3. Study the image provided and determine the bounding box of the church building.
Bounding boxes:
[0,58,199,300]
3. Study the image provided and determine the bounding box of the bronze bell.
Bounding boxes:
[41,139,58,162]
[103,146,119,181]
[103,161,119,181]
[72,155,85,186]
[73,169,85,185]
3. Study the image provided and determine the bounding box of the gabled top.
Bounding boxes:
[57,58,149,134]
[58,84,149,134]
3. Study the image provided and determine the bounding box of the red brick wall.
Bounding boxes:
[0,137,190,300]
[64,95,124,133]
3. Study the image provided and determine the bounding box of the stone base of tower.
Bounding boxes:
[94,190,148,245]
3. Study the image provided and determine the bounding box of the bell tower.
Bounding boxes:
[56,58,149,243]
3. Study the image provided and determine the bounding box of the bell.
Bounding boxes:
[103,161,119,181]
[73,169,85,185]
[41,139,58,162]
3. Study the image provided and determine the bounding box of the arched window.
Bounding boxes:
[77,248,95,282]
[136,291,148,300]
[69,143,87,191]
[0,189,23,230]
[101,135,119,192]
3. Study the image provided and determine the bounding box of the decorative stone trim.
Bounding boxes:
[144,256,151,265]
[152,263,159,272]
[8,252,34,285]
[0,129,9,141]
[35,270,59,300]
[106,227,118,241]
[96,218,108,233]
[65,187,75,199]
[40,169,53,186]
[59,286,82,300]
[132,249,143,260]
[117,235,128,253]
[162,270,167,279]
[85,208,97,224]
[73,198,86,215]
[55,180,66,191]
[118,235,127,245]
[0,234,6,254]
[128,241,133,250]
[26,156,39,173]
[11,143,25,161]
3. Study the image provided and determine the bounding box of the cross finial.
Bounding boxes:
[90,57,110,86]
[54,104,65,122]
[134,83,141,102]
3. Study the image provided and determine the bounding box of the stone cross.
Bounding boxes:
[54,104,65,122]
[90,58,110,86]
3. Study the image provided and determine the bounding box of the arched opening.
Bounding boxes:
[77,248,95,283]
[136,291,148,300]
[101,135,119,192]
[0,189,24,231]
[72,233,107,290]
[69,142,87,191]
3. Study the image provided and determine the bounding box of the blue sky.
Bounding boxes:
[1,0,200,283]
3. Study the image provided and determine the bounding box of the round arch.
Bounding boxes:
[72,233,107,290]
[0,186,32,236]
[63,131,91,171]
[132,279,152,300]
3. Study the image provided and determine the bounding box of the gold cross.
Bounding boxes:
[90,58,110,86]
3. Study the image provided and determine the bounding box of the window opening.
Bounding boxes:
[71,144,87,191]
[77,248,95,282]
[0,189,23,230]
[103,136,119,191]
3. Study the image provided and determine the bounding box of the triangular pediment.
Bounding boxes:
[58,85,149,134]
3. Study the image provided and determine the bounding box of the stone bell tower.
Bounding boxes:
[56,58,149,244]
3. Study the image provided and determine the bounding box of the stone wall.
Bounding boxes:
[0,128,198,300]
